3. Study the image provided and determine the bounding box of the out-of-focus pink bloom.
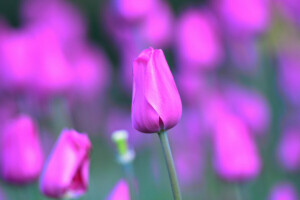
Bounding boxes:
[70,44,111,99]
[224,85,270,135]
[176,9,222,70]
[107,179,130,200]
[40,129,91,198]
[33,27,74,95]
[217,0,269,34]
[277,127,300,171]
[269,183,298,200]
[22,0,86,44]
[213,113,261,181]
[113,0,156,21]
[139,1,174,48]
[131,47,182,133]
[277,46,300,105]
[0,29,36,89]
[0,115,44,184]
[276,0,300,27]
[176,71,208,105]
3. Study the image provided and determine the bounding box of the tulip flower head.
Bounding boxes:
[40,129,91,198]
[0,115,44,184]
[213,113,261,181]
[131,47,182,133]
[107,179,130,200]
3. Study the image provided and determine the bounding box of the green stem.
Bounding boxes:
[234,184,243,200]
[158,130,182,200]
[123,162,138,200]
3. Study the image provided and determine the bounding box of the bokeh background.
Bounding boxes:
[0,0,300,199]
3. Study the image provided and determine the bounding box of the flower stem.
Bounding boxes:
[123,162,138,200]
[234,184,242,200]
[158,130,182,200]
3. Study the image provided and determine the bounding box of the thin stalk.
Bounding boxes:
[234,184,243,200]
[123,162,138,200]
[158,130,182,200]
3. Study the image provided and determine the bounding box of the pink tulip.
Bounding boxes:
[269,183,298,200]
[213,112,261,181]
[0,115,44,184]
[277,127,300,171]
[176,9,222,70]
[217,0,269,35]
[107,179,130,200]
[131,47,182,133]
[224,85,270,135]
[276,0,300,27]
[40,129,91,198]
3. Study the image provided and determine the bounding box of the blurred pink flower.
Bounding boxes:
[217,0,269,34]
[269,183,298,200]
[0,115,44,184]
[176,9,222,70]
[138,1,174,48]
[0,29,36,89]
[277,127,300,171]
[40,129,91,198]
[131,47,182,133]
[277,46,300,105]
[107,179,130,200]
[224,85,270,135]
[70,44,111,99]
[113,0,156,21]
[22,0,87,44]
[213,112,261,181]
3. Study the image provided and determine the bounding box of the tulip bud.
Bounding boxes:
[131,47,182,133]
[40,129,91,198]
[107,179,130,200]
[213,113,261,181]
[0,115,44,184]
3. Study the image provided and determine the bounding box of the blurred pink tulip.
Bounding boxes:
[131,47,182,133]
[40,129,91,198]
[224,85,270,135]
[113,0,156,21]
[278,127,300,171]
[176,9,222,70]
[0,115,44,184]
[0,29,36,89]
[139,1,174,48]
[217,0,269,34]
[213,113,261,181]
[276,0,300,27]
[107,179,130,200]
[269,183,298,200]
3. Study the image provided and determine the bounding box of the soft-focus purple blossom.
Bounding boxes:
[277,127,300,171]
[131,47,182,133]
[268,183,298,200]
[40,129,91,198]
[22,0,87,44]
[107,179,130,200]
[113,0,156,21]
[176,9,222,70]
[277,46,300,105]
[217,0,269,35]
[224,85,270,135]
[0,115,44,184]
[213,112,261,181]
[138,1,174,48]
[0,29,37,90]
